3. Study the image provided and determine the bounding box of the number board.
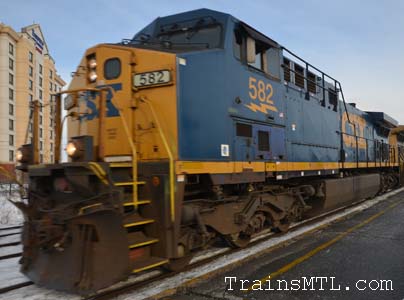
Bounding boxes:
[133,70,171,88]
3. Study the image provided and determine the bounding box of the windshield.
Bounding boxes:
[156,24,222,49]
[129,17,224,52]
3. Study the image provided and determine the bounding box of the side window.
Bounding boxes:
[283,58,291,83]
[233,30,242,60]
[248,40,265,71]
[266,48,280,79]
[233,26,280,79]
[294,64,305,88]
[328,88,338,112]
[307,71,316,94]
[258,130,270,151]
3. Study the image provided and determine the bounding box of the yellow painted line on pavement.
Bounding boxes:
[247,198,403,291]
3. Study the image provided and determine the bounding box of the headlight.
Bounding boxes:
[88,58,97,69]
[16,149,23,162]
[65,141,77,157]
[88,71,97,82]
[16,144,33,164]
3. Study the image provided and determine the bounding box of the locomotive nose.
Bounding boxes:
[19,166,132,294]
[22,211,131,294]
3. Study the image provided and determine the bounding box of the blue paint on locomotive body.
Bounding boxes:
[134,9,396,166]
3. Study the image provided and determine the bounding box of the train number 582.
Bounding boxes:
[248,77,273,103]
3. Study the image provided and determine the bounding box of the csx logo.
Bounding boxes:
[245,77,278,114]
[81,83,121,121]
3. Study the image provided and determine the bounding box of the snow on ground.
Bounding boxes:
[0,184,23,226]
[0,258,28,290]
[0,234,20,245]
[0,245,21,258]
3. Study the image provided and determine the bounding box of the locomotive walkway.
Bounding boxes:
[167,191,404,300]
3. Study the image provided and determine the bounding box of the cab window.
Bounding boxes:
[233,24,280,79]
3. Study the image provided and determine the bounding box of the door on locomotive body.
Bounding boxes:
[253,124,285,160]
[234,121,255,161]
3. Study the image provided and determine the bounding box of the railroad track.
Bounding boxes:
[0,189,400,299]
[0,226,22,260]
[0,225,21,231]
[85,195,382,300]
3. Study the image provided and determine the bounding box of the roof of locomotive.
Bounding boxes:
[126,9,400,129]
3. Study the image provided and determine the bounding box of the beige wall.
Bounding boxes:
[0,23,65,165]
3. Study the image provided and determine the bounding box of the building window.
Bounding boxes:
[9,119,14,130]
[40,116,43,125]
[39,89,43,100]
[9,150,14,162]
[9,135,14,146]
[40,141,43,150]
[39,64,43,75]
[50,82,52,90]
[40,128,43,138]
[29,80,33,90]
[9,104,13,115]
[9,88,13,100]
[40,154,43,163]
[28,94,33,102]
[50,130,53,139]
[29,66,33,77]
[29,51,33,62]
[50,70,53,79]
[39,77,42,87]
[9,73,13,85]
[9,58,13,70]
[9,43,14,55]
[50,142,53,150]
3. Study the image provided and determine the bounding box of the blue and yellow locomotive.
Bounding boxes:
[15,8,404,293]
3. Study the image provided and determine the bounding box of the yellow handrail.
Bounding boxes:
[117,106,140,210]
[140,97,175,222]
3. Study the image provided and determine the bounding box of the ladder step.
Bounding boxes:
[129,237,159,249]
[124,219,154,228]
[114,181,146,187]
[124,214,155,228]
[110,162,132,168]
[123,200,151,206]
[132,257,168,273]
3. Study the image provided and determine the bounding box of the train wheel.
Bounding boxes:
[167,256,193,271]
[225,232,251,248]
[273,216,290,233]
[288,201,304,222]
[166,243,193,271]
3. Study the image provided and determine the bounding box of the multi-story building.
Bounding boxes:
[0,23,65,179]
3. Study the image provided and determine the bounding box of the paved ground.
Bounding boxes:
[166,192,404,300]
